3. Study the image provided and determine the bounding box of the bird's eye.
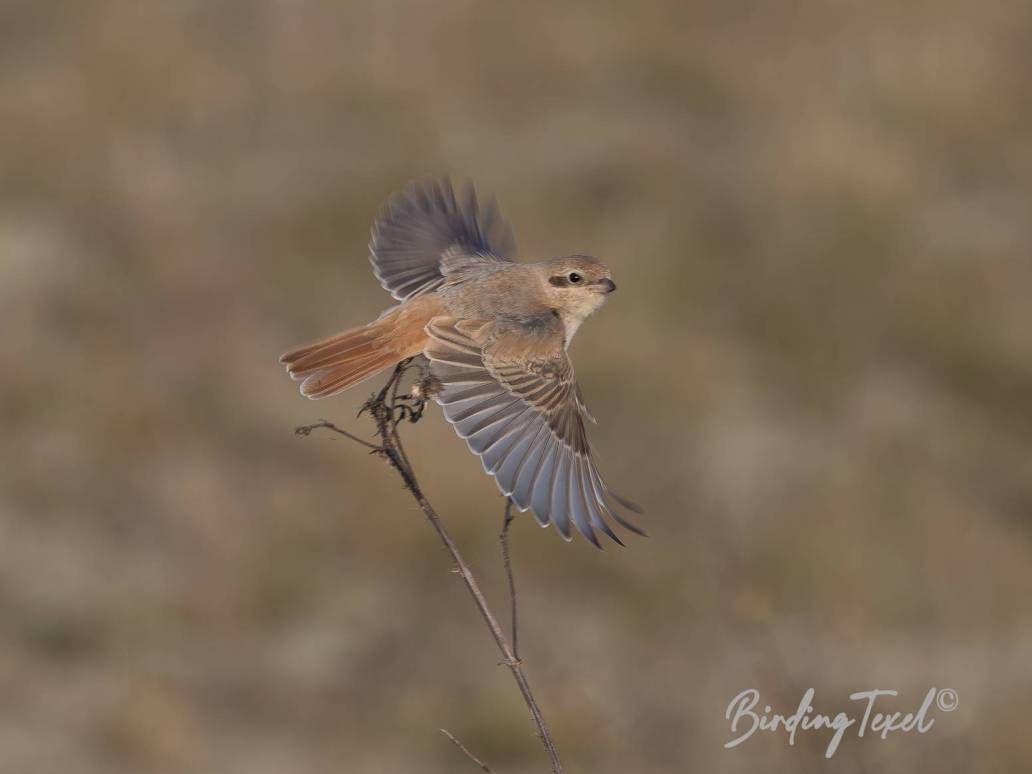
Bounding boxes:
[568,272,583,283]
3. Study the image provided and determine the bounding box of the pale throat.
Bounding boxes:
[557,295,606,348]
[558,310,585,347]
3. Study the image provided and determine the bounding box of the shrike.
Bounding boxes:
[281,179,642,546]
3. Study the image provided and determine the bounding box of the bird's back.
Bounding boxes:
[436,260,545,321]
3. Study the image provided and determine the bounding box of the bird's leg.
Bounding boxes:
[396,369,442,424]
[360,359,413,424]
[383,359,441,426]
[355,357,440,431]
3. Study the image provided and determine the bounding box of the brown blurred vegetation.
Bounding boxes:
[1,1,1031,772]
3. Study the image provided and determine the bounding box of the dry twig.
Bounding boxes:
[440,729,495,773]
[500,498,518,659]
[296,359,563,774]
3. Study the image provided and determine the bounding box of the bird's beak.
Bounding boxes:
[593,278,616,294]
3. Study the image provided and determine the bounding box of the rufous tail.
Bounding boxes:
[280,299,438,399]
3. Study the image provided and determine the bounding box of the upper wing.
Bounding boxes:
[424,316,642,546]
[369,178,516,301]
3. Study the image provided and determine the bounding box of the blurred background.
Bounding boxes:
[2,1,1031,772]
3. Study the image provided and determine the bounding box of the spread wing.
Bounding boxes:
[369,178,516,301]
[424,316,643,546]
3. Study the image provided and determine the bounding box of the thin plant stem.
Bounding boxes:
[295,360,563,774]
[501,498,518,659]
[440,729,495,773]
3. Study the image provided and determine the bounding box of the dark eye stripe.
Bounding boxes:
[548,276,568,287]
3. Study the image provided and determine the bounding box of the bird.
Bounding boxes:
[280,178,642,546]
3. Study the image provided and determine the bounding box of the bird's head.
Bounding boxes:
[536,255,616,343]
